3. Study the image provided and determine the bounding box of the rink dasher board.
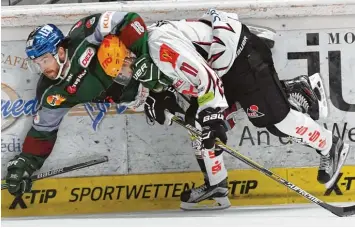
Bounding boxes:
[1,166,354,217]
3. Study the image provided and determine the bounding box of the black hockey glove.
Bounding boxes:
[144,88,184,125]
[198,108,227,149]
[6,153,42,196]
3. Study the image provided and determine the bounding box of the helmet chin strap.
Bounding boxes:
[53,50,69,81]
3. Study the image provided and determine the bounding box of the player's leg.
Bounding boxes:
[179,97,231,210]
[231,33,349,188]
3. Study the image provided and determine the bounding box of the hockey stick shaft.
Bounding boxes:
[1,156,108,190]
[167,113,355,217]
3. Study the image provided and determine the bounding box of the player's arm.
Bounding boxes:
[148,38,229,149]
[5,107,71,196]
[200,9,276,77]
[199,9,243,77]
[85,11,149,56]
[6,83,76,196]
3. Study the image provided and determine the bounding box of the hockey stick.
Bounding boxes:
[1,156,108,190]
[166,112,355,217]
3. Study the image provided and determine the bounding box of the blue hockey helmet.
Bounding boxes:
[25,24,64,60]
[25,24,68,80]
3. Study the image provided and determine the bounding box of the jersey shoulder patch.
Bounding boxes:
[85,16,97,29]
[67,14,100,39]
[119,14,147,48]
[159,43,180,68]
[45,93,67,107]
[41,84,69,109]
[68,19,84,35]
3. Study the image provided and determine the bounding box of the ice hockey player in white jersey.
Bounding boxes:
[135,9,350,210]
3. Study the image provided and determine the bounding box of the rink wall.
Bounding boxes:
[2,166,355,217]
[1,0,355,217]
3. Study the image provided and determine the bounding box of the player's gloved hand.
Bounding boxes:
[5,154,39,196]
[144,87,184,125]
[198,108,227,149]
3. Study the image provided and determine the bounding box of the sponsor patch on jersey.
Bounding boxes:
[119,17,146,48]
[66,73,74,83]
[66,69,88,94]
[79,47,96,68]
[70,20,83,33]
[100,11,114,33]
[46,94,66,106]
[159,44,179,68]
[86,17,96,29]
[173,79,185,89]
[247,105,265,118]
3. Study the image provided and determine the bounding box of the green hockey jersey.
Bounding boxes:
[22,12,150,165]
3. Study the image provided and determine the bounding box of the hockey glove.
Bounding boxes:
[144,88,184,125]
[6,153,42,196]
[198,108,228,149]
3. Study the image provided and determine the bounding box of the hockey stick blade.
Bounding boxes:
[166,113,355,217]
[1,156,108,190]
[323,203,355,217]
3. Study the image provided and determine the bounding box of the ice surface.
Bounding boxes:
[2,203,355,227]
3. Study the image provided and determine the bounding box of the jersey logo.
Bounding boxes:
[100,11,114,33]
[66,69,88,94]
[66,73,74,83]
[79,47,96,68]
[47,94,66,106]
[236,36,248,57]
[70,20,83,33]
[130,21,145,35]
[247,105,265,118]
[119,17,146,48]
[173,79,185,89]
[159,44,179,68]
[86,17,96,29]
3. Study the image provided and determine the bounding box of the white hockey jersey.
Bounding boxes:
[147,9,263,114]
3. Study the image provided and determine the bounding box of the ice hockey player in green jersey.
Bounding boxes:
[5,11,154,196]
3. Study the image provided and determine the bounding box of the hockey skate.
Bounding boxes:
[318,135,350,189]
[180,178,231,211]
[283,73,328,120]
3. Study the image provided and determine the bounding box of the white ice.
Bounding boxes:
[2,203,355,227]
